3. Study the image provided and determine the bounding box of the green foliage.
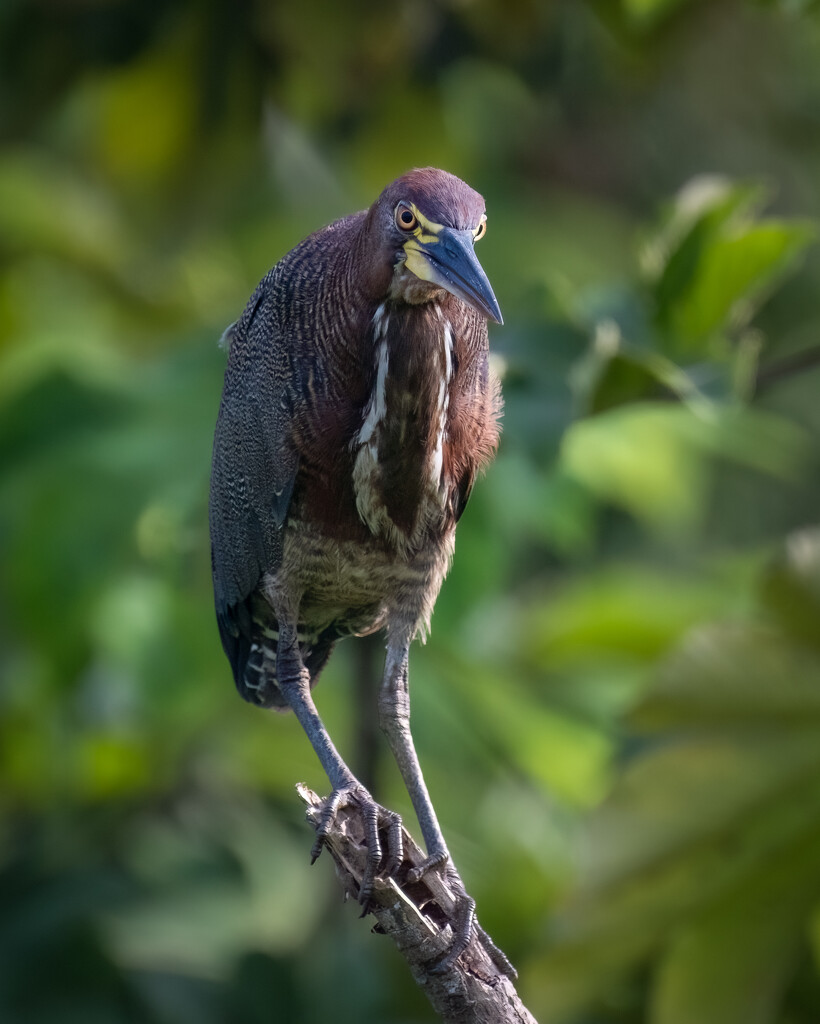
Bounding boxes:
[3,2,820,1023]
[648,179,817,352]
[533,566,820,1020]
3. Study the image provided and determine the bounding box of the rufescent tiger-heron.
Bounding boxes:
[209,168,512,974]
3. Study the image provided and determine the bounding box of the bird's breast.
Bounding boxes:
[351,301,456,553]
[267,521,454,641]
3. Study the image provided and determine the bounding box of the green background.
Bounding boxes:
[2,1,820,1021]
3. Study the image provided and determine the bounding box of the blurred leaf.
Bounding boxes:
[95,40,196,185]
[262,106,345,212]
[520,565,745,672]
[650,852,814,1024]
[76,734,152,801]
[448,657,613,805]
[670,221,816,344]
[635,622,820,729]
[0,859,147,1024]
[561,402,808,530]
[761,526,820,653]
[0,370,132,472]
[582,734,820,892]
[646,179,766,290]
[484,452,596,556]
[623,0,691,28]
[532,585,820,1019]
[571,320,711,415]
[103,798,325,974]
[648,177,817,350]
[561,403,705,529]
[0,150,130,270]
[533,741,820,1018]
[583,348,666,412]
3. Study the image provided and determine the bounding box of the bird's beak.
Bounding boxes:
[404,227,503,324]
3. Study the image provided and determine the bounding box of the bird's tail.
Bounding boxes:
[218,595,339,711]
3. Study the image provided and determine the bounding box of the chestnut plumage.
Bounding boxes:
[209,168,510,975]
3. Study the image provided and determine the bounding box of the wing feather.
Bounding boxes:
[209,276,298,677]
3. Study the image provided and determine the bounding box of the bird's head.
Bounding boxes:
[362,168,502,324]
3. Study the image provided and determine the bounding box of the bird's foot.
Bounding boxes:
[300,784,516,979]
[310,783,403,911]
[428,865,518,980]
[407,848,449,884]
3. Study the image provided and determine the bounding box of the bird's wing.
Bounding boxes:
[209,277,299,675]
[453,473,476,523]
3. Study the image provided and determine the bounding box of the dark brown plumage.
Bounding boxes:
[210,168,508,973]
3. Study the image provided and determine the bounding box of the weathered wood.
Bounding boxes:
[297,784,539,1024]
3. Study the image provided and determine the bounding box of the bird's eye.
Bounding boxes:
[396,205,418,231]
[474,217,487,242]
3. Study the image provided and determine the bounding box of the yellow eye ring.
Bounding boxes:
[474,217,487,241]
[395,205,418,231]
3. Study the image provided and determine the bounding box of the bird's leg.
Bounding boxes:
[379,633,517,978]
[378,636,450,883]
[274,619,402,908]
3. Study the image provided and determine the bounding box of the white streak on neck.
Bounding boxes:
[373,302,389,340]
[443,320,453,385]
[356,339,388,446]
[354,305,391,448]
[430,321,454,491]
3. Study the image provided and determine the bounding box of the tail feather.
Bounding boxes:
[218,595,342,710]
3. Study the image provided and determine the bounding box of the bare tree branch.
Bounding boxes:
[297,785,539,1024]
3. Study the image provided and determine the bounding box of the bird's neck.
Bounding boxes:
[351,299,456,553]
[388,263,448,307]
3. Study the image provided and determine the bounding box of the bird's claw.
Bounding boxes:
[407,848,449,884]
[427,867,517,980]
[309,787,516,980]
[310,783,403,911]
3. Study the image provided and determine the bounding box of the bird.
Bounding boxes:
[209,167,507,973]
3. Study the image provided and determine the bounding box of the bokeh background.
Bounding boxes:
[3,1,820,1021]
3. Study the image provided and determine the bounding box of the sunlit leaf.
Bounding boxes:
[648,178,817,349]
[561,404,705,529]
[668,221,817,343]
[561,402,808,530]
